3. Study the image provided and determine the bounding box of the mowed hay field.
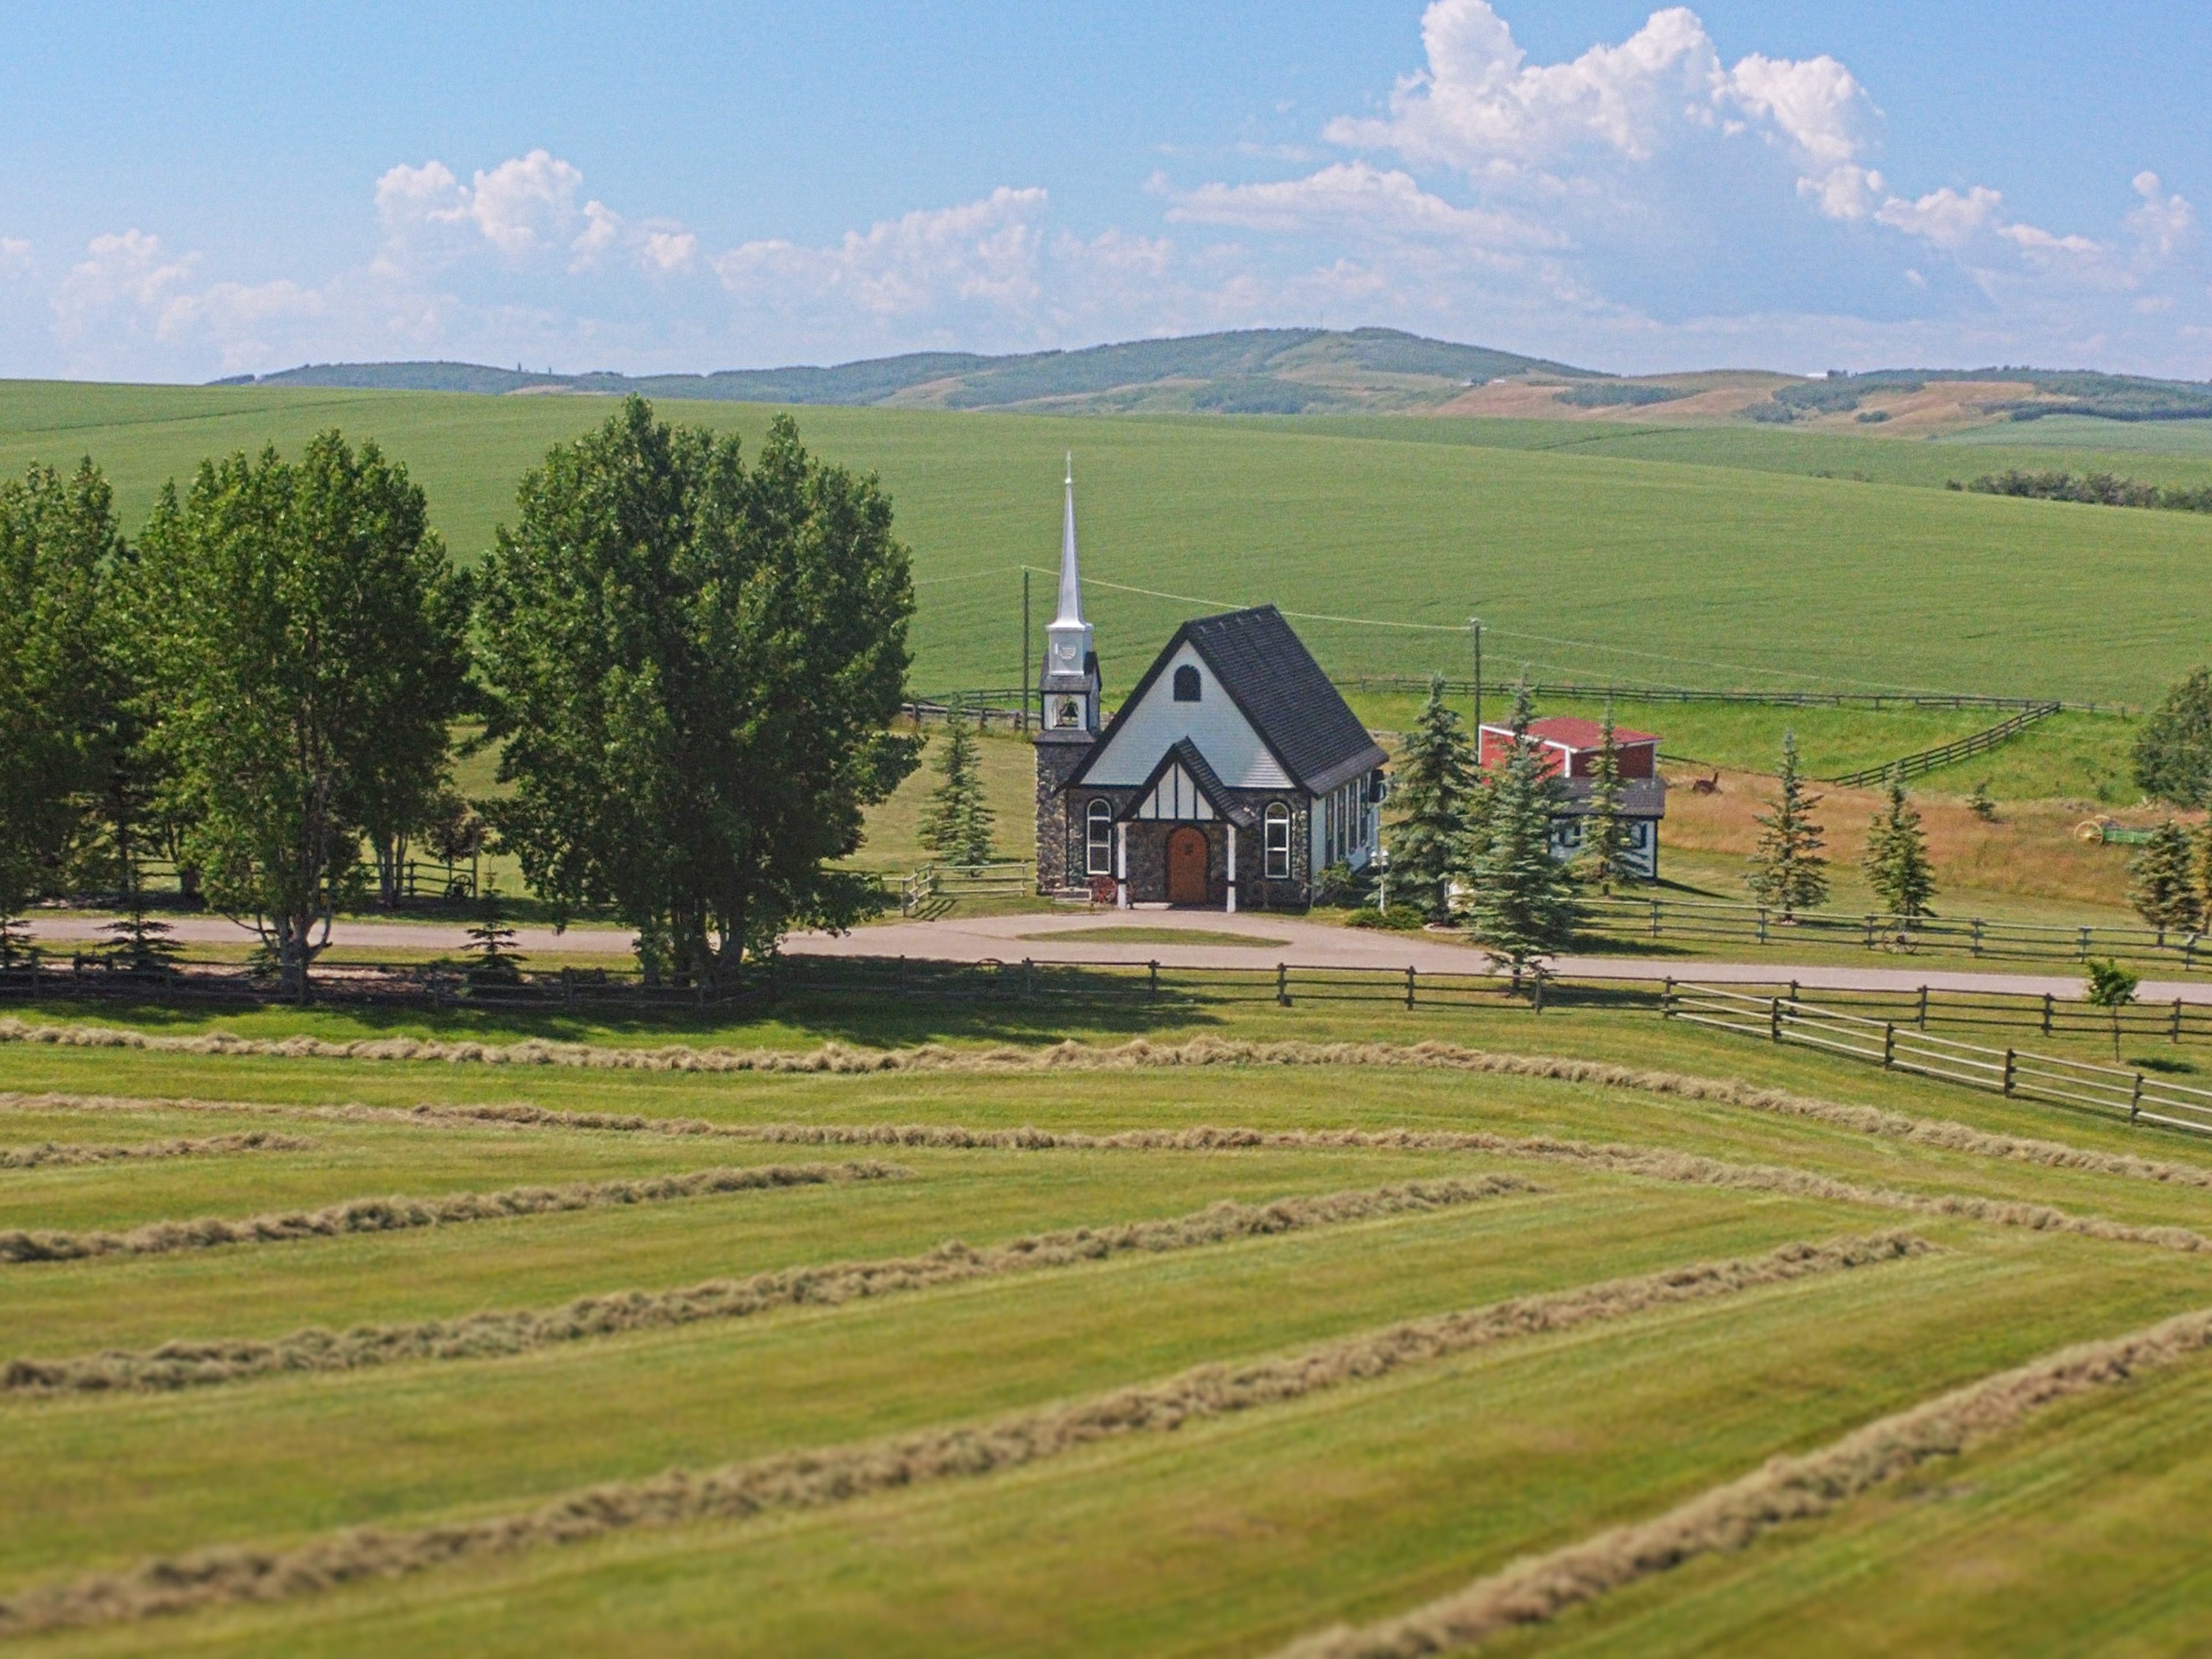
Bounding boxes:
[10,998,2212,1654]
[3,381,2211,704]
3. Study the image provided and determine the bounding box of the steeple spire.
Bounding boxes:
[1054,450,1084,627]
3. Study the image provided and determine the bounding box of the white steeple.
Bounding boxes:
[1044,452,1094,687]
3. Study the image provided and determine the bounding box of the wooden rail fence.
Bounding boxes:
[1665,980,2212,1137]
[1823,702,2062,787]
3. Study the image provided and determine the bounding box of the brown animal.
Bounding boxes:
[1690,771,1721,795]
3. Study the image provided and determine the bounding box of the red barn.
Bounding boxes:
[1476,715,1667,879]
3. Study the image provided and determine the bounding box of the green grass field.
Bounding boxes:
[5,381,2211,705]
[6,990,2212,1654]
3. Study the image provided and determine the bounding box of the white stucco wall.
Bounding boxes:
[1082,643,1295,789]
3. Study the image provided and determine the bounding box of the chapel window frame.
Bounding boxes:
[1172,665,1202,702]
[1085,800,1113,876]
[1264,802,1291,879]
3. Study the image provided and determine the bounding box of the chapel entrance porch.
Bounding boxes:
[1113,818,1246,911]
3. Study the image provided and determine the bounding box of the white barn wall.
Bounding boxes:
[1082,643,1294,789]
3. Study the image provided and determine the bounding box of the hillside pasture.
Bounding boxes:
[3,382,2211,706]
[6,1003,2212,1653]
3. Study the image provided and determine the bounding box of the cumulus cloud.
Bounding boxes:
[715,187,1050,321]
[1166,160,1555,253]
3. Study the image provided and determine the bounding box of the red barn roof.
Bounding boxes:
[1483,716,1658,751]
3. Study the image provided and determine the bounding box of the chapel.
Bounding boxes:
[1033,464,1387,909]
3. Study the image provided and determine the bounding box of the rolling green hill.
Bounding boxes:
[234,328,1597,416]
[2,378,2209,706]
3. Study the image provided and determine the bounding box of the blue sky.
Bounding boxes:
[3,1,2206,381]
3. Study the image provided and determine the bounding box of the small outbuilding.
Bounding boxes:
[1476,714,1668,879]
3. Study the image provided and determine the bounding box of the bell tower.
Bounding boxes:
[1034,454,1102,895]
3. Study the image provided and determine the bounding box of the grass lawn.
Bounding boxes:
[5,381,2212,705]
[7,988,2212,1653]
[1016,926,1294,948]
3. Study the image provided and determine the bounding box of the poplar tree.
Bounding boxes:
[918,718,995,866]
[479,399,919,987]
[2128,820,2202,933]
[1863,769,1937,921]
[1578,699,1632,895]
[0,460,112,959]
[1465,683,1581,987]
[139,434,464,996]
[1384,674,1477,921]
[1745,730,1828,919]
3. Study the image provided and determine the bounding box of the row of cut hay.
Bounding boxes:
[1272,1305,2212,1658]
[0,1131,312,1169]
[445,1118,2212,1256]
[8,1089,2207,1255]
[0,1161,900,1265]
[2,1176,1537,1396]
[8,1022,2210,1190]
[0,1232,1929,1637]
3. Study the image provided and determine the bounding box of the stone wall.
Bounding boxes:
[1032,733,1095,896]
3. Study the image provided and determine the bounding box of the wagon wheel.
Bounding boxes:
[2073,817,2113,843]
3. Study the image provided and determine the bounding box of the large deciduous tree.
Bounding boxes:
[478,399,919,986]
[0,460,115,956]
[139,434,465,995]
[2135,668,2212,809]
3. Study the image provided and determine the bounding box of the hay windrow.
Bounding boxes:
[6,1023,2208,1192]
[0,1232,1927,1637]
[0,1161,902,1266]
[1271,1305,2212,1658]
[0,1132,312,1169]
[1,1176,1538,1396]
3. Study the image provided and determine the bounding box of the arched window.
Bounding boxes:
[1264,802,1291,878]
[1085,800,1113,876]
[1172,664,1201,702]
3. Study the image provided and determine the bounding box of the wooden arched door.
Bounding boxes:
[1166,827,1210,906]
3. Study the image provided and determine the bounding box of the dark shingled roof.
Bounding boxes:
[1116,738,1258,827]
[1070,605,1387,796]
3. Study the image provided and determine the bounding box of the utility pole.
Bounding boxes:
[1469,616,1483,743]
[1022,569,1032,732]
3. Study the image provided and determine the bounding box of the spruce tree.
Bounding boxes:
[1383,674,1476,921]
[1745,730,1829,919]
[2128,819,2202,933]
[1578,699,1631,895]
[2197,823,2212,933]
[1863,768,1937,921]
[917,718,994,866]
[1465,683,1581,988]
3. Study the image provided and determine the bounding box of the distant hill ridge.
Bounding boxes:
[218,328,1597,415]
[218,327,2212,423]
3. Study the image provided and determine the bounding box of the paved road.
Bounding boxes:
[28,907,2209,1005]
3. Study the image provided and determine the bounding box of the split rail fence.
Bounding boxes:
[1580,895,2209,971]
[1665,980,2212,1137]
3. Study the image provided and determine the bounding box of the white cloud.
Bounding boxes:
[2128,171,2196,259]
[715,187,1050,321]
[0,238,30,279]
[1166,161,1554,252]
[640,229,698,273]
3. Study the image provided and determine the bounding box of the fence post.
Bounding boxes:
[1883,1022,1896,1069]
[1661,976,1675,1018]
[1758,908,1769,946]
[1770,997,1782,1043]
[2078,926,2091,962]
[1971,918,1983,958]
[2175,998,2184,1044]
[1788,979,1799,1007]
[1149,960,1159,1001]
[1405,965,1416,1010]
[1024,957,1035,1002]
[2002,1049,2016,1096]
[1651,899,1661,938]
[1863,915,1876,949]
[1276,963,1290,1007]
[1532,975,1545,1016]
[1918,984,1929,1030]
[2131,1074,2144,1123]
[2041,993,2053,1036]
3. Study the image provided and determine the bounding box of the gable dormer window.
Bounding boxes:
[1172,665,1201,702]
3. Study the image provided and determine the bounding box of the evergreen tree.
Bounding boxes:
[1966,781,1997,822]
[1578,698,1631,895]
[2197,823,2212,932]
[1464,683,1581,987]
[1745,730,1829,919]
[916,717,994,866]
[1863,769,1937,921]
[1382,674,1476,921]
[2084,957,2139,1060]
[100,858,179,973]
[463,885,525,987]
[2128,819,2202,933]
